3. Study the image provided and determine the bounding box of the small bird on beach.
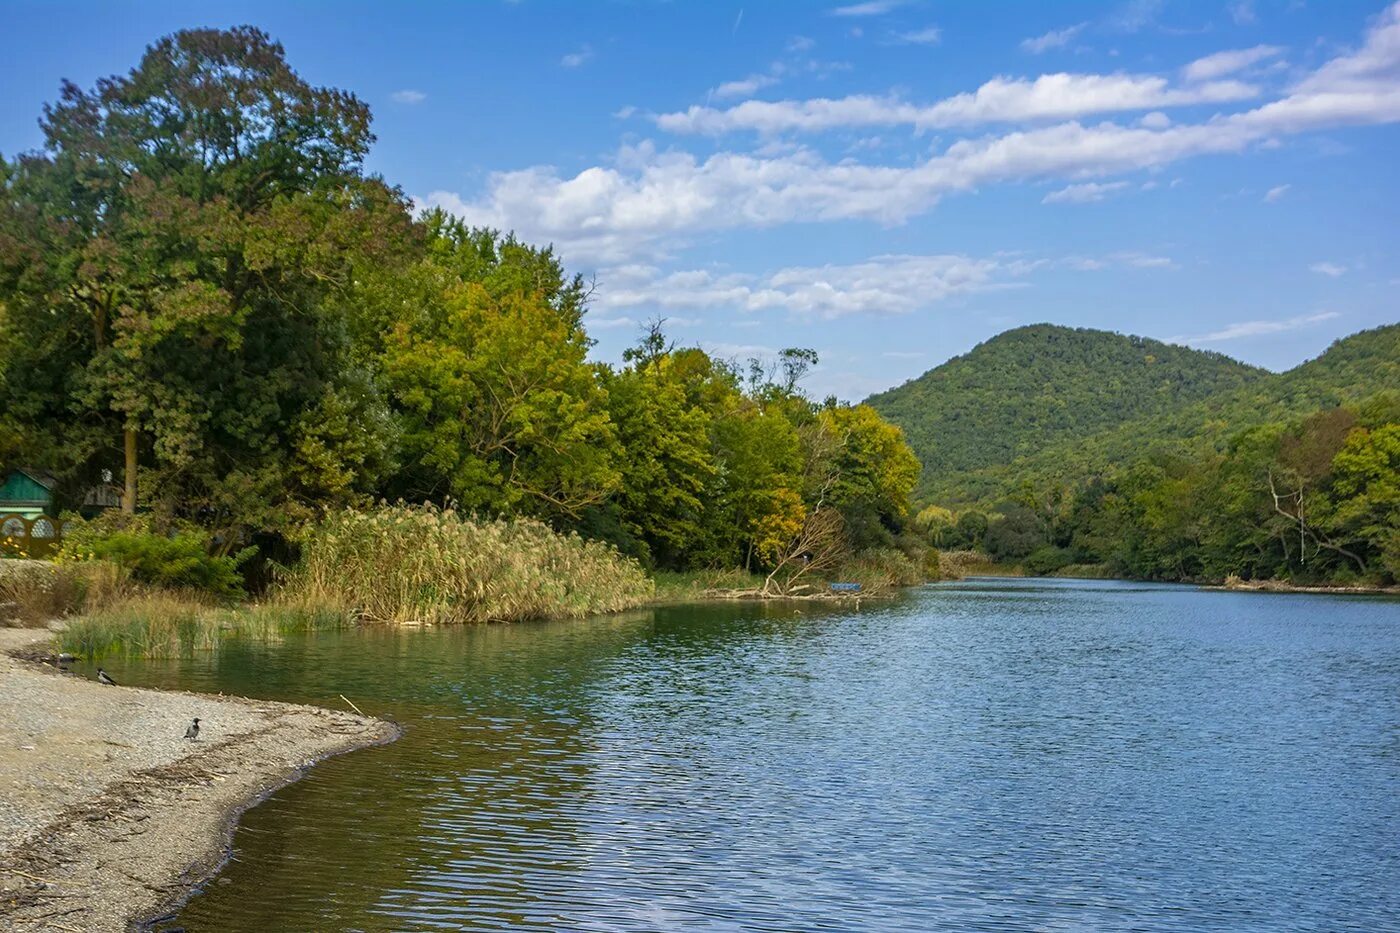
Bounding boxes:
[184,718,201,741]
[97,668,118,686]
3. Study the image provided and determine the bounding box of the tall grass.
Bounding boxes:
[0,560,83,626]
[59,594,345,659]
[284,504,654,624]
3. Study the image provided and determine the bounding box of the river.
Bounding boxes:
[109,578,1400,932]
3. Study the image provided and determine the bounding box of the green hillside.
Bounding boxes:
[869,323,1400,505]
[866,324,1269,502]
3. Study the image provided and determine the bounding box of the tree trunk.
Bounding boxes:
[122,428,137,514]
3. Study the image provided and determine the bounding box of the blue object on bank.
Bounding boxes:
[829,582,862,592]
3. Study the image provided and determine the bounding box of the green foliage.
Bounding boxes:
[600,344,717,567]
[1024,546,1074,576]
[59,515,252,600]
[868,324,1267,503]
[0,26,939,605]
[0,26,415,533]
[871,324,1400,508]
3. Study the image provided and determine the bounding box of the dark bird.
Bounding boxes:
[97,668,117,686]
[184,718,201,741]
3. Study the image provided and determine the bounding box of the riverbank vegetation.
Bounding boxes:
[915,396,1400,587]
[0,25,933,641]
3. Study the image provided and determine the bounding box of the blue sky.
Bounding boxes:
[2,1,1397,399]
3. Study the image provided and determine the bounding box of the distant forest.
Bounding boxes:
[871,324,1400,585]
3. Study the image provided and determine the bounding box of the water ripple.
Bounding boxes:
[122,579,1400,932]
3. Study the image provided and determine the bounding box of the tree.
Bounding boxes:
[1327,424,1400,580]
[601,332,716,567]
[384,285,620,522]
[814,404,920,541]
[0,27,414,536]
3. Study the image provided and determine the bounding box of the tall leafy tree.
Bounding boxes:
[0,26,414,535]
[379,224,619,523]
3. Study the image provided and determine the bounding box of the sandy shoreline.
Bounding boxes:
[0,627,399,932]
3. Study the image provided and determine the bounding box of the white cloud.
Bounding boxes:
[1310,261,1347,277]
[561,45,594,68]
[1169,311,1340,344]
[1139,110,1171,128]
[1111,0,1165,33]
[592,251,1170,320]
[1182,44,1284,82]
[1264,183,1291,202]
[1043,180,1131,203]
[892,26,942,46]
[830,0,906,16]
[1021,23,1088,54]
[586,315,638,330]
[787,35,817,53]
[427,3,1400,263]
[594,254,1010,319]
[713,74,780,100]
[1230,1,1257,25]
[1065,251,1176,270]
[656,73,1259,135]
[390,89,427,104]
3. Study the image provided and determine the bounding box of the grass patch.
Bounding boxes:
[651,568,766,604]
[59,593,347,659]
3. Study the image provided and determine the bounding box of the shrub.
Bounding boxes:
[1025,545,1074,576]
[284,503,654,624]
[59,514,252,601]
[831,547,925,594]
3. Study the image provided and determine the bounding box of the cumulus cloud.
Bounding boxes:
[654,73,1260,135]
[1021,23,1088,54]
[1182,44,1284,82]
[1043,180,1131,203]
[424,3,1400,263]
[1169,311,1340,344]
[713,73,780,100]
[1310,261,1347,277]
[391,89,427,104]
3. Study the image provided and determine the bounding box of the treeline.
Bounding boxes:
[917,395,1400,585]
[0,27,924,590]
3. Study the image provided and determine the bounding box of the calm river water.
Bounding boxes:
[111,578,1400,932]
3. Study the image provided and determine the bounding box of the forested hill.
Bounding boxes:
[865,324,1269,502]
[868,322,1400,505]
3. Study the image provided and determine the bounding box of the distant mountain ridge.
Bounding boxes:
[866,322,1400,504]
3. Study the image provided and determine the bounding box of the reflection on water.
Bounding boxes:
[109,579,1400,931]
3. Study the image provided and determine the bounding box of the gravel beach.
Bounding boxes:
[0,627,398,931]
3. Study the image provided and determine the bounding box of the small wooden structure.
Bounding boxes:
[0,468,56,520]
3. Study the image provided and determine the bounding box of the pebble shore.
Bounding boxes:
[0,627,398,931]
